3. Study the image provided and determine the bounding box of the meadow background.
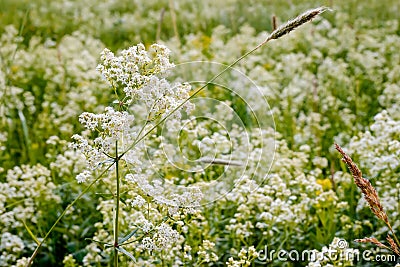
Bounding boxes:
[0,0,399,266]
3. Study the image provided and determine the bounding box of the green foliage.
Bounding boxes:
[0,1,399,266]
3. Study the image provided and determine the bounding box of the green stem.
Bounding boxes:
[25,165,112,267]
[120,7,331,158]
[389,226,400,249]
[119,42,266,159]
[114,141,120,267]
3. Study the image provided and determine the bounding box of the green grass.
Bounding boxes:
[0,1,399,266]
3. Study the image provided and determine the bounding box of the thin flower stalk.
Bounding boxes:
[114,141,120,267]
[120,7,330,159]
[24,7,329,266]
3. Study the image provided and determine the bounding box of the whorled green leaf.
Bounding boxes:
[116,246,136,262]
[119,228,139,244]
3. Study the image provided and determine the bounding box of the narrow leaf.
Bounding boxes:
[18,109,32,161]
[119,228,139,244]
[22,220,40,245]
[116,246,136,262]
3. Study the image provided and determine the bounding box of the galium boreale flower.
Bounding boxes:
[96,43,193,120]
[125,173,203,216]
[71,43,195,183]
[226,246,259,267]
[137,222,180,252]
[197,240,218,263]
[70,106,135,180]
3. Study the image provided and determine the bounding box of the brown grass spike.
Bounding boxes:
[334,144,390,227]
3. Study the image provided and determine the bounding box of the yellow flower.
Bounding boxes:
[316,178,332,191]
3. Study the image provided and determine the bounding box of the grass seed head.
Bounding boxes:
[355,237,388,249]
[387,235,400,256]
[334,144,389,226]
[265,7,331,42]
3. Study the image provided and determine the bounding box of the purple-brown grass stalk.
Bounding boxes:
[335,144,400,255]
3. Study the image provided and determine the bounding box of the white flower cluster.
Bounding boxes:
[197,240,219,264]
[0,165,61,266]
[97,44,173,93]
[3,1,400,265]
[71,43,196,183]
[2,27,105,138]
[143,222,180,251]
[215,137,347,253]
[0,232,25,266]
[96,43,193,120]
[71,106,135,174]
[68,42,204,265]
[226,246,259,267]
[306,237,359,267]
[82,193,196,265]
[126,173,203,216]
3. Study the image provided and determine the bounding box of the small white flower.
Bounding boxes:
[76,170,91,183]
[141,237,156,251]
[131,195,146,208]
[141,220,154,233]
